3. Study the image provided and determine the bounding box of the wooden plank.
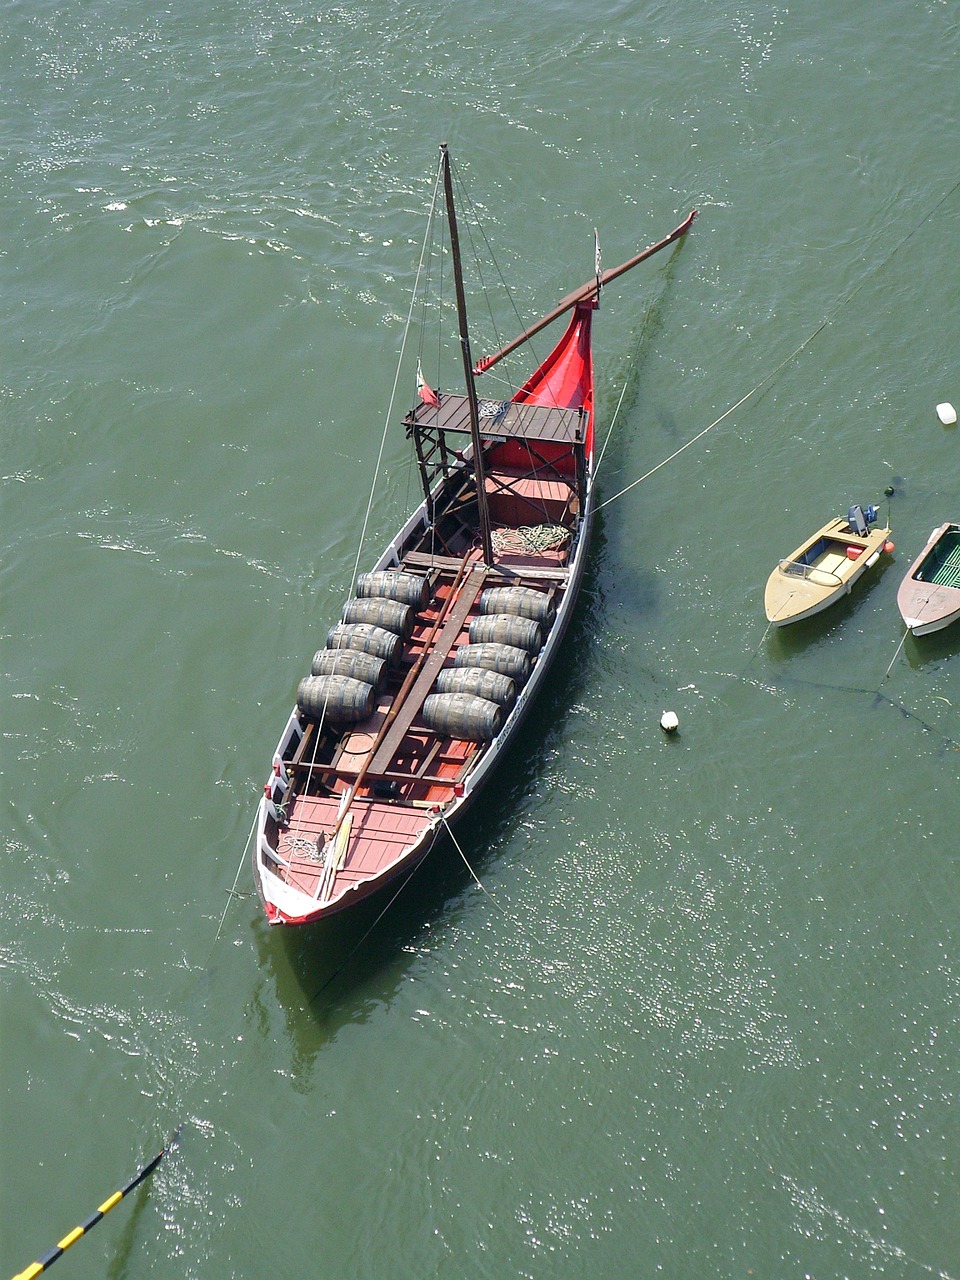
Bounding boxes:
[408,393,584,443]
[414,740,444,778]
[320,764,469,787]
[366,569,487,776]
[403,550,474,571]
[289,722,316,769]
[402,549,570,582]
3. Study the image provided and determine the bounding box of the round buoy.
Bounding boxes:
[660,711,679,734]
[935,402,957,426]
[884,540,895,554]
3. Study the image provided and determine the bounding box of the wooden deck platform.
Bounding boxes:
[278,793,434,898]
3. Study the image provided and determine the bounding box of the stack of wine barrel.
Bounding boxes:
[425,584,555,741]
[296,571,556,745]
[296,570,427,727]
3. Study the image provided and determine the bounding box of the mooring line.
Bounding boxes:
[598,173,960,512]
[594,378,629,479]
[305,829,444,1006]
[441,812,519,927]
[873,689,957,747]
[213,809,259,946]
[597,319,830,511]
[882,626,910,682]
[437,812,595,981]
[714,665,958,749]
[595,300,656,481]
[306,807,551,1010]
[350,155,444,593]
[748,617,778,663]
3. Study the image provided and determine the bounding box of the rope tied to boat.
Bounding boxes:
[478,399,510,426]
[439,812,520,927]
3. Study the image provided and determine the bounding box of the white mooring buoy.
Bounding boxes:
[660,710,679,734]
[935,402,957,426]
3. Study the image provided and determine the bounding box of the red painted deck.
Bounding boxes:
[277,793,434,899]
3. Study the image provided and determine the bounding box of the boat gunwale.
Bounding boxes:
[896,521,960,635]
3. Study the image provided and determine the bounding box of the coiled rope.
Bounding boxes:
[491,524,570,556]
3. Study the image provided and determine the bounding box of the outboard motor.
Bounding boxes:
[847,503,879,535]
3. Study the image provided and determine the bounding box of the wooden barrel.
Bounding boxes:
[422,692,502,742]
[297,675,375,724]
[434,666,516,711]
[453,642,531,687]
[479,585,556,627]
[469,613,542,653]
[356,570,429,610]
[310,647,387,691]
[342,596,414,638]
[325,622,403,666]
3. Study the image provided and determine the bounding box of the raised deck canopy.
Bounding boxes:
[404,393,587,446]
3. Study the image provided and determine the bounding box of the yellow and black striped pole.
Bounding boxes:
[10,1127,181,1280]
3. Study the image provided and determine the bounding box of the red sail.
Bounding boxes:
[511,301,596,456]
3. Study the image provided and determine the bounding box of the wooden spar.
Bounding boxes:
[441,143,494,567]
[474,208,697,376]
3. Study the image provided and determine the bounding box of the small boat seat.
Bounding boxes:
[806,549,849,586]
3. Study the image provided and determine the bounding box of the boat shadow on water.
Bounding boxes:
[254,579,601,1036]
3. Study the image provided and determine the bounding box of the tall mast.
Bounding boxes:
[440,143,494,567]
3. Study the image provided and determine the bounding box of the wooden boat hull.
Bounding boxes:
[253,474,594,925]
[764,514,892,627]
[896,522,960,635]
[249,158,695,929]
[253,301,598,926]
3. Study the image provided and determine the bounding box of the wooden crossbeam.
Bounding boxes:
[365,568,487,777]
[402,550,571,582]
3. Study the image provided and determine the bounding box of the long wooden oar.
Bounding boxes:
[11,1127,182,1280]
[316,549,475,901]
